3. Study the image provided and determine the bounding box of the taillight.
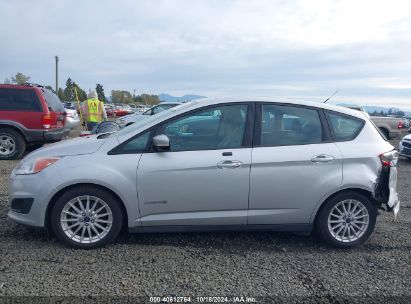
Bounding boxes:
[398,121,403,129]
[41,115,52,129]
[379,150,399,167]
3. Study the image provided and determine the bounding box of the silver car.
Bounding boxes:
[8,98,400,249]
[116,102,181,128]
[64,108,80,131]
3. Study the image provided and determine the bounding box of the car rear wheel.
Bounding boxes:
[0,128,26,160]
[315,191,377,248]
[51,186,124,249]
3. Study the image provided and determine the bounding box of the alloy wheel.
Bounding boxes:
[327,199,370,243]
[60,195,113,244]
[0,135,16,156]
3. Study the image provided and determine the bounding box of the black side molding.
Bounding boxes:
[129,224,312,234]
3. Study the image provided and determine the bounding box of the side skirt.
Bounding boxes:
[129,224,312,234]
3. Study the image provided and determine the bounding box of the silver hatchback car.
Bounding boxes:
[8,98,400,249]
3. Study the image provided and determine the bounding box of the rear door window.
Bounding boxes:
[325,111,364,141]
[41,89,65,112]
[0,88,42,112]
[260,104,323,146]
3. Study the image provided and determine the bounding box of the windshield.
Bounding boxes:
[111,101,197,138]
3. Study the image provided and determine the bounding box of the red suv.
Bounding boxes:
[0,84,66,159]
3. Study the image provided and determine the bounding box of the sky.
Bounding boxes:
[1,0,411,110]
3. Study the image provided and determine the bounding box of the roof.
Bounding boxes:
[189,96,369,119]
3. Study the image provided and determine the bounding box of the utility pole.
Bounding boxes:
[55,56,59,93]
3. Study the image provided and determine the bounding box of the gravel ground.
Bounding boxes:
[0,132,410,303]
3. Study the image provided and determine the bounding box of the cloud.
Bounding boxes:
[0,0,411,108]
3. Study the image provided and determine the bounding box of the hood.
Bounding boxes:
[25,135,106,159]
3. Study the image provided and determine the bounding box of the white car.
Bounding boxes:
[399,133,411,160]
[116,102,181,128]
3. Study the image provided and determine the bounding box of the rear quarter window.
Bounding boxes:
[326,111,365,141]
[0,88,42,112]
[41,89,65,112]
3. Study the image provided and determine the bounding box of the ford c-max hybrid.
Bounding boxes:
[8,98,400,249]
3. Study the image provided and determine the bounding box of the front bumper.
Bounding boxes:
[7,172,55,227]
[399,141,411,157]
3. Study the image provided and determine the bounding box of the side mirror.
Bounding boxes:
[152,134,170,151]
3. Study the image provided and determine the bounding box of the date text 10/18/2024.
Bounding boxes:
[150,296,257,303]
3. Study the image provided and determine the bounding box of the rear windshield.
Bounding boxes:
[41,88,65,112]
[0,88,42,112]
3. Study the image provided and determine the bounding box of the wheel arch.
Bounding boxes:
[0,123,27,142]
[310,188,374,224]
[44,183,129,234]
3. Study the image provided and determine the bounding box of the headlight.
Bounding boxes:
[119,119,125,124]
[14,157,61,175]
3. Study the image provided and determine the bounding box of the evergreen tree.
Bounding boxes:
[63,78,75,101]
[96,83,106,102]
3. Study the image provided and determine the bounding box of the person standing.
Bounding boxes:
[82,90,107,131]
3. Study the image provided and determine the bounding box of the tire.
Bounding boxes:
[51,186,124,249]
[0,128,26,160]
[379,128,389,140]
[315,191,377,248]
[407,157,411,161]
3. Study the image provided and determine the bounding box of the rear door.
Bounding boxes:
[249,103,343,224]
[0,87,44,129]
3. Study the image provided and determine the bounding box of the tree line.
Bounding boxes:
[3,72,160,105]
[369,109,406,118]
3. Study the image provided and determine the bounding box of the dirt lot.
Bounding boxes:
[0,132,410,302]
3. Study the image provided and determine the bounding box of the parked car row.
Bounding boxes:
[116,102,181,128]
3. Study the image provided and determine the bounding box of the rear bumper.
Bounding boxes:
[374,165,400,217]
[25,128,66,143]
[44,128,66,141]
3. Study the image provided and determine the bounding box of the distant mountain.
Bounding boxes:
[158,93,206,103]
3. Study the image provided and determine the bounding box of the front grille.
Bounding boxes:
[402,141,411,148]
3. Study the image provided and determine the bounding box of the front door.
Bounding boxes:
[137,103,254,226]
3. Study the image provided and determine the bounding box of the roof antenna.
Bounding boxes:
[323,90,338,103]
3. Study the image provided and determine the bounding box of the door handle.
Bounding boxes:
[311,154,334,163]
[217,160,243,169]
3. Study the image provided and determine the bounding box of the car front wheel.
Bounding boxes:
[315,191,377,248]
[51,186,123,249]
